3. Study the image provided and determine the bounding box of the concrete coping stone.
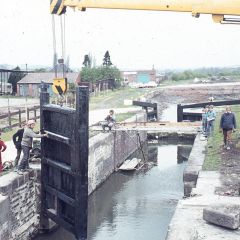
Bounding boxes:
[0,169,39,196]
[180,195,240,208]
[203,204,240,230]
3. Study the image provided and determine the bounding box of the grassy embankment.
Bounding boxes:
[203,105,240,170]
[90,87,151,110]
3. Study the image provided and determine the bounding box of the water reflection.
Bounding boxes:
[35,140,192,240]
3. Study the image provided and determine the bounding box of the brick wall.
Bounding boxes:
[0,170,40,240]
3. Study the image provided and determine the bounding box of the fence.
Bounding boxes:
[0,106,40,130]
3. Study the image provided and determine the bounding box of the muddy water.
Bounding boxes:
[35,140,192,240]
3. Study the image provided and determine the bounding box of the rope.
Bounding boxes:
[137,132,146,163]
[124,130,146,164]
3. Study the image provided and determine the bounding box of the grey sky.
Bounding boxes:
[1,0,240,70]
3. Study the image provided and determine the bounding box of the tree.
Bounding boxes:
[80,66,122,88]
[34,68,47,72]
[103,51,112,66]
[8,66,26,94]
[82,54,91,68]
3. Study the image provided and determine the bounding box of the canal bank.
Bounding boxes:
[35,138,194,240]
[166,135,240,239]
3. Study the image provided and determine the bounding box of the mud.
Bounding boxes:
[216,142,240,197]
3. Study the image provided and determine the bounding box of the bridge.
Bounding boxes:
[90,121,201,134]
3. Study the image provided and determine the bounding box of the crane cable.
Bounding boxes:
[52,15,57,78]
[60,14,66,77]
[51,14,66,78]
[51,14,67,104]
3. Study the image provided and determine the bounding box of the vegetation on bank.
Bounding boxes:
[203,106,240,171]
[90,87,151,110]
[167,67,240,82]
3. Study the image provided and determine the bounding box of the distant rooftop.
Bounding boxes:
[18,72,80,84]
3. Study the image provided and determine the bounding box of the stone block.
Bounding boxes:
[184,181,196,197]
[0,183,12,196]
[183,165,201,182]
[203,204,240,230]
[18,175,24,186]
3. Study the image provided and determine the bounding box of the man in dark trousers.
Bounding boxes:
[220,106,237,150]
[18,120,47,174]
[12,123,25,169]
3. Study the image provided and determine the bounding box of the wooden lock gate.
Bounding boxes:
[39,83,88,240]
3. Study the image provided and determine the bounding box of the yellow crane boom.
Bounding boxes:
[50,0,240,23]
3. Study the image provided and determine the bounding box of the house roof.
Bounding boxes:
[17,72,80,84]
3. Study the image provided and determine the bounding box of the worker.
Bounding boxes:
[0,132,7,173]
[12,123,25,170]
[206,105,216,136]
[102,110,116,131]
[220,106,236,150]
[18,120,48,174]
[201,107,208,134]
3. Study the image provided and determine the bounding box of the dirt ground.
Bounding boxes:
[216,141,240,197]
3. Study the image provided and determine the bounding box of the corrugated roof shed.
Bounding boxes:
[18,72,80,84]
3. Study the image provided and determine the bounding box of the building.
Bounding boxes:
[0,70,11,94]
[17,72,79,97]
[121,69,156,84]
[0,83,12,95]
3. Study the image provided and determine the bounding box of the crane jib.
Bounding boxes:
[50,0,66,15]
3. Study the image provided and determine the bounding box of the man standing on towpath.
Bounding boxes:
[18,120,47,174]
[220,106,237,150]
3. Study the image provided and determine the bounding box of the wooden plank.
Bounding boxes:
[119,158,141,171]
[181,99,240,109]
[133,100,157,108]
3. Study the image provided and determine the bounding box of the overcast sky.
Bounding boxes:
[1,0,240,71]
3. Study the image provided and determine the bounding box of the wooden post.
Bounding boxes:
[177,104,183,122]
[8,110,11,128]
[27,108,30,121]
[18,109,21,126]
[39,82,50,231]
[34,107,37,121]
[74,86,89,240]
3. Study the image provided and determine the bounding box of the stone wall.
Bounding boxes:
[88,112,147,194]
[0,170,40,240]
[183,133,207,197]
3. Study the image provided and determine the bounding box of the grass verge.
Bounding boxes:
[90,87,151,110]
[203,105,240,171]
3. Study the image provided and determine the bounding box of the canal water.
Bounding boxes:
[160,104,177,122]
[35,140,192,240]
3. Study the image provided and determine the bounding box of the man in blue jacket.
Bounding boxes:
[220,106,237,150]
